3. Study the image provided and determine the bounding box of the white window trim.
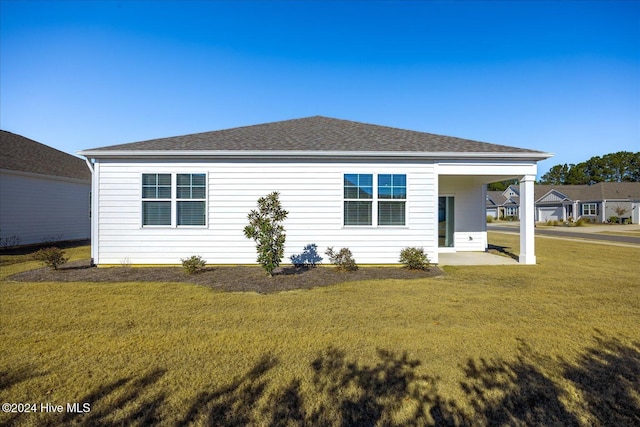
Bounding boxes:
[141,172,208,229]
[342,172,408,228]
[582,203,597,216]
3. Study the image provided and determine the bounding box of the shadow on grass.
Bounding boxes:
[176,354,279,426]
[5,335,638,426]
[487,244,519,261]
[0,365,47,392]
[459,342,580,426]
[562,334,640,426]
[62,368,167,425]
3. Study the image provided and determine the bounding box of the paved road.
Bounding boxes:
[488,225,640,245]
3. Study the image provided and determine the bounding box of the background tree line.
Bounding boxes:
[539,151,640,185]
[487,151,639,191]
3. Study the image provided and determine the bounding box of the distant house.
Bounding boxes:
[486,186,520,220]
[0,130,91,247]
[79,116,552,266]
[535,182,640,223]
[486,182,640,223]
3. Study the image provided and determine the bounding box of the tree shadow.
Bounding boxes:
[176,354,279,426]
[5,334,639,426]
[0,365,47,392]
[487,244,519,261]
[459,343,580,426]
[0,365,49,427]
[176,347,458,426]
[61,368,167,425]
[305,347,462,426]
[561,335,640,427]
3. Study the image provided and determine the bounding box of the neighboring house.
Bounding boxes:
[535,182,640,223]
[0,130,91,247]
[79,116,551,265]
[486,186,520,219]
[485,182,640,223]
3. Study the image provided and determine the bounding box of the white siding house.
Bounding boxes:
[79,117,552,265]
[0,131,91,246]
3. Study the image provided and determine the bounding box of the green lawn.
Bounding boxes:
[1,234,638,426]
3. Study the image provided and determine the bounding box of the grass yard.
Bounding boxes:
[1,234,639,426]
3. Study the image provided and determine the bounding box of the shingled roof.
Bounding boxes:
[0,130,91,181]
[536,182,640,201]
[82,116,549,157]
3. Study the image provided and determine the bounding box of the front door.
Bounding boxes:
[438,196,455,247]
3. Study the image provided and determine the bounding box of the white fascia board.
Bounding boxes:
[77,149,554,161]
[437,161,539,176]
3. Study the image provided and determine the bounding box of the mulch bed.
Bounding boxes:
[8,260,443,294]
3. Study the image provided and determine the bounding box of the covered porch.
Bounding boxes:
[435,162,538,265]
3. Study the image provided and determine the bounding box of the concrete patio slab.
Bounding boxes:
[438,252,519,266]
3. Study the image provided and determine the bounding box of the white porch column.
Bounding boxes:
[519,175,536,264]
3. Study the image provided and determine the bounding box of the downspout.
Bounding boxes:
[82,157,96,264]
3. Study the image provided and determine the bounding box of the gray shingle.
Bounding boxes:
[1,130,91,181]
[85,116,546,154]
[536,183,640,201]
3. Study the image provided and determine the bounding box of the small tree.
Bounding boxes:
[243,192,289,276]
[32,247,68,270]
[613,205,628,224]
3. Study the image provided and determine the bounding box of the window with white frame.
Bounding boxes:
[378,174,406,225]
[142,173,207,227]
[177,174,206,226]
[344,174,373,226]
[505,206,518,217]
[142,173,172,226]
[582,203,597,216]
[343,173,406,226]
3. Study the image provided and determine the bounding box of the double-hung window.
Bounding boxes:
[142,173,207,227]
[142,174,172,226]
[378,174,406,226]
[344,174,373,225]
[177,174,206,226]
[343,173,407,226]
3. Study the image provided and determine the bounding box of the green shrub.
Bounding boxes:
[608,216,618,224]
[486,215,494,223]
[243,192,289,277]
[325,247,358,271]
[32,247,68,270]
[399,247,430,270]
[181,255,206,275]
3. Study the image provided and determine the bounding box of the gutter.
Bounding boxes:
[84,157,94,173]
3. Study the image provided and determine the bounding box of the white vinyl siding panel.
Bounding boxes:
[0,171,90,245]
[93,159,436,265]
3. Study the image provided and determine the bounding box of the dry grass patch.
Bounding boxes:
[1,234,639,426]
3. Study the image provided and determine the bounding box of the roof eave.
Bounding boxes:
[77,150,554,161]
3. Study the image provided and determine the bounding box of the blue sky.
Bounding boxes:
[1,0,639,178]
